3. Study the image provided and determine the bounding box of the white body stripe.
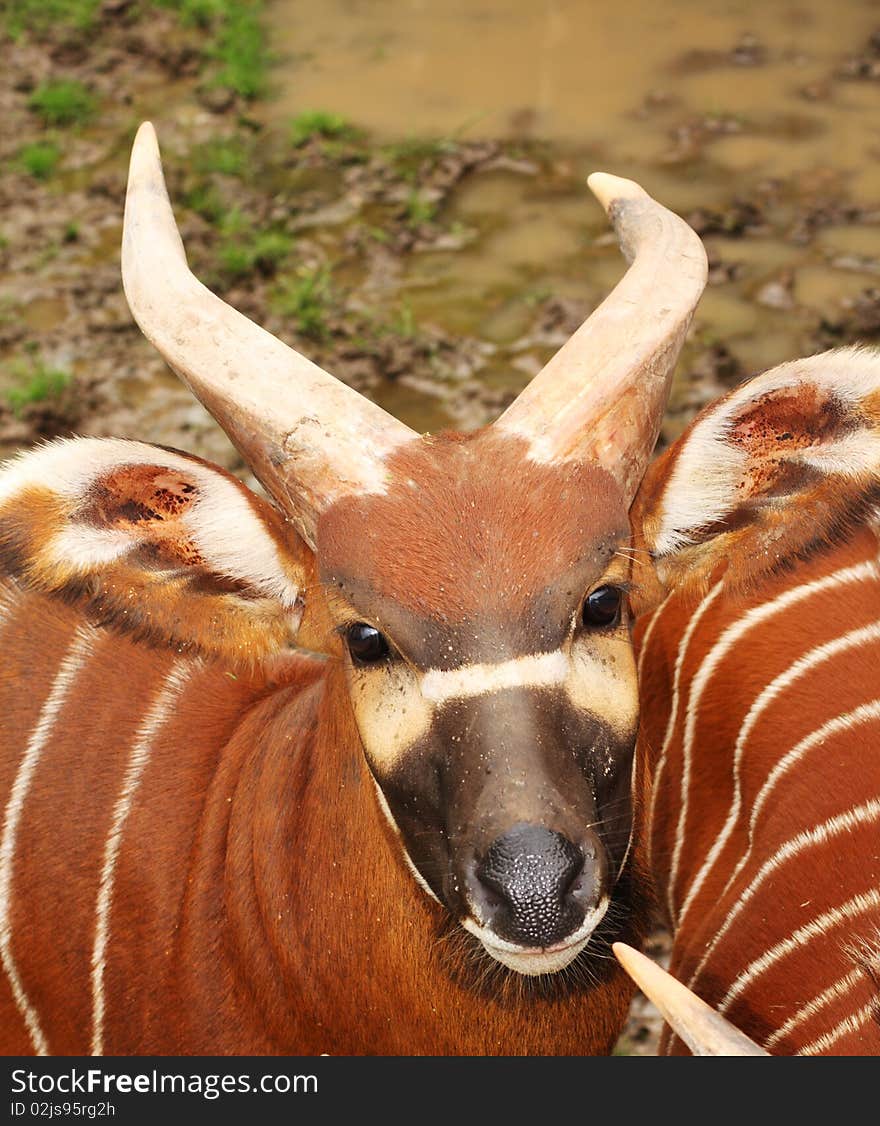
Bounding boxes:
[677,617,880,931]
[716,700,880,908]
[718,887,880,1013]
[0,627,95,1055]
[621,597,671,880]
[687,797,880,993]
[420,649,569,703]
[635,595,670,685]
[90,662,192,1056]
[798,1001,877,1055]
[667,560,878,923]
[646,581,722,918]
[763,968,864,1051]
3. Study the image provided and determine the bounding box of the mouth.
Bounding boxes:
[461,895,610,976]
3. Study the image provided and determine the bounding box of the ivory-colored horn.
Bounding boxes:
[613,942,769,1056]
[495,174,707,504]
[122,122,417,547]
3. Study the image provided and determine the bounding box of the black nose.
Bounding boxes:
[474,823,587,947]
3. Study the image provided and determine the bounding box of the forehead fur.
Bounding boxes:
[317,430,629,622]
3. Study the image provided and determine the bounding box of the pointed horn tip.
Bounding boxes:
[612,942,770,1057]
[612,940,654,980]
[134,119,157,142]
[587,172,650,213]
[131,120,159,161]
[613,939,698,1002]
[127,121,162,192]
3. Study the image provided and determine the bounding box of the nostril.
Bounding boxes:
[476,883,504,911]
[559,843,584,898]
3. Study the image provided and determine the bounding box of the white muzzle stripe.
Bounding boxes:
[420,650,569,703]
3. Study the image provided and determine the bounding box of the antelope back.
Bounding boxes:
[631,347,880,1055]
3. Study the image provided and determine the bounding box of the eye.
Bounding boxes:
[345,622,391,665]
[582,585,623,629]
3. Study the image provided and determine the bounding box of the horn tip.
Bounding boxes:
[128,121,162,191]
[612,941,770,1056]
[587,172,648,213]
[612,940,651,981]
[613,939,693,1005]
[133,120,158,154]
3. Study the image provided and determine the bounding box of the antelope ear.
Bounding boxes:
[0,438,311,665]
[633,346,880,594]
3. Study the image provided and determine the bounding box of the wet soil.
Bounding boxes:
[4,4,880,473]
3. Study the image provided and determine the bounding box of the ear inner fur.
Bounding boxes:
[0,438,313,665]
[633,347,880,599]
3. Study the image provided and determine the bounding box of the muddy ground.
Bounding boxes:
[5,7,880,473]
[3,1,880,1057]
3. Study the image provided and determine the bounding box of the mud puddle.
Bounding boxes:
[262,0,880,438]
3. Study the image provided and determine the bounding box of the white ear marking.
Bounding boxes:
[0,437,303,607]
[651,346,880,555]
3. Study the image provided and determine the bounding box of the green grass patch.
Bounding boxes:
[18,141,61,180]
[520,284,554,308]
[5,356,73,416]
[388,301,416,338]
[0,297,19,326]
[28,79,97,127]
[210,1,268,99]
[364,225,390,244]
[385,136,458,161]
[289,110,359,147]
[183,181,230,224]
[272,266,334,340]
[193,136,248,177]
[216,211,292,277]
[382,135,459,174]
[5,0,270,104]
[361,300,420,341]
[404,189,437,227]
[4,0,100,38]
[157,0,270,99]
[159,0,223,25]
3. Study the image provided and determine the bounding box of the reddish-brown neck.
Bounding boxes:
[170,660,641,1054]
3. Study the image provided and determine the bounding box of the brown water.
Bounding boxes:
[267,0,880,198]
[5,2,880,450]
[263,0,880,433]
[266,0,875,159]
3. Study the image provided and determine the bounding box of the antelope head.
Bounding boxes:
[123,124,707,976]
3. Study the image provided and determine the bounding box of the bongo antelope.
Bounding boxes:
[0,124,708,1055]
[618,348,880,1055]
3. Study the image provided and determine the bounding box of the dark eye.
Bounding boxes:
[345,622,391,665]
[582,585,623,629]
